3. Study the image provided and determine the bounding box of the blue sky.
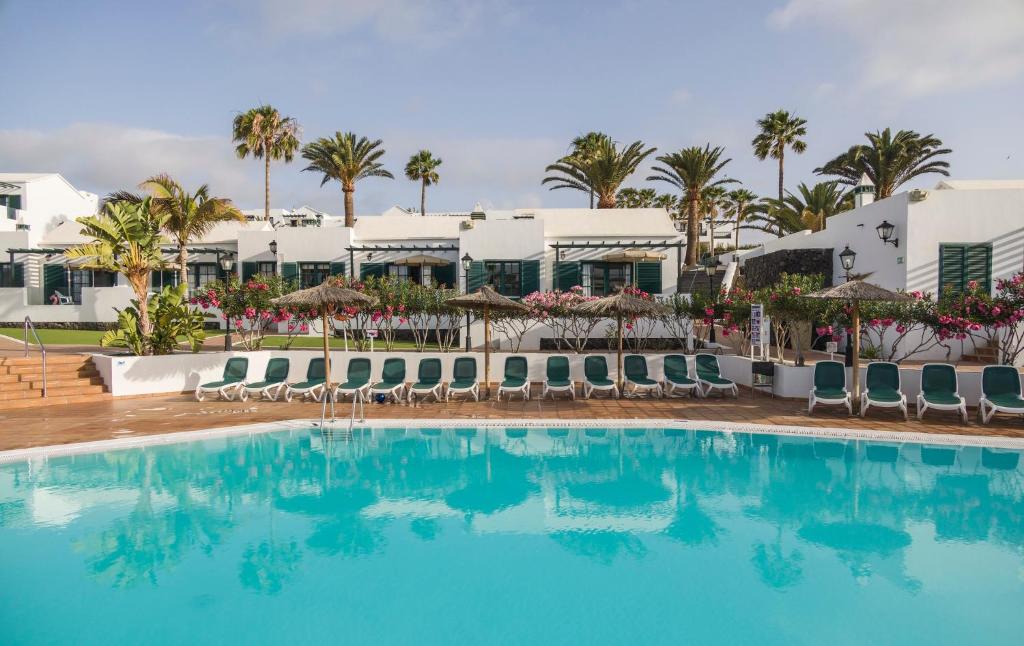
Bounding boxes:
[2,0,1022,214]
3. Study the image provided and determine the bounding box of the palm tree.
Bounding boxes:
[700,186,728,255]
[567,132,609,208]
[404,150,442,215]
[741,182,848,237]
[232,105,301,221]
[615,187,658,208]
[65,198,168,353]
[815,128,951,199]
[723,188,758,249]
[752,110,808,202]
[139,174,245,286]
[543,136,656,209]
[301,132,394,228]
[740,200,802,238]
[648,145,738,266]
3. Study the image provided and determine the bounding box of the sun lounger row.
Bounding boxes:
[809,360,1024,424]
[194,353,740,403]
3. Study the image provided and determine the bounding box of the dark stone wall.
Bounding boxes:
[743,248,834,289]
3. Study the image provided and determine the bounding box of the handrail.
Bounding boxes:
[23,316,47,398]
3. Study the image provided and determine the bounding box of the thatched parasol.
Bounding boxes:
[805,280,911,412]
[573,290,669,391]
[273,281,377,400]
[446,286,529,397]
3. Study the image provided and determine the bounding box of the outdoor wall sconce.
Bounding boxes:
[461,253,473,271]
[219,254,235,272]
[839,244,856,281]
[876,220,898,247]
[268,240,278,255]
[367,252,374,262]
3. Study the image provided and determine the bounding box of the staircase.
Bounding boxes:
[961,339,1000,364]
[0,354,110,410]
[679,268,726,296]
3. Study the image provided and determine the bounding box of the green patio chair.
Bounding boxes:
[978,365,1024,424]
[583,355,618,399]
[695,353,738,398]
[285,357,327,402]
[542,355,575,400]
[195,356,249,401]
[446,356,479,401]
[624,355,662,398]
[370,357,407,402]
[408,358,444,403]
[915,363,967,423]
[861,361,907,420]
[808,360,851,415]
[333,357,372,403]
[497,356,530,401]
[240,357,290,401]
[663,354,699,398]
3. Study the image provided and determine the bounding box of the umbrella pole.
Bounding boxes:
[321,310,335,423]
[484,306,491,398]
[851,300,860,414]
[617,312,624,392]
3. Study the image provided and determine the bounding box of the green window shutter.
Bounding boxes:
[467,261,485,293]
[556,261,581,291]
[44,264,69,300]
[12,263,24,288]
[965,244,992,293]
[359,262,385,280]
[433,263,456,288]
[330,262,346,278]
[636,261,663,295]
[281,262,299,285]
[939,245,964,294]
[521,260,540,296]
[241,262,259,282]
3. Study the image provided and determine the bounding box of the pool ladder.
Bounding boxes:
[23,317,47,398]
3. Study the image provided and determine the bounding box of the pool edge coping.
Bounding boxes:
[3,417,1024,463]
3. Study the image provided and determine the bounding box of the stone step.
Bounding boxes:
[0,354,94,367]
[0,383,107,401]
[3,366,99,379]
[0,392,113,411]
[26,377,105,390]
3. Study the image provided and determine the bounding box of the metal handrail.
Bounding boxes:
[23,316,47,398]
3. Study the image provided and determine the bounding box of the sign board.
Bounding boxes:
[366,329,379,339]
[826,341,838,354]
[750,303,769,361]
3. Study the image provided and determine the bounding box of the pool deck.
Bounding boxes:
[3,388,1024,451]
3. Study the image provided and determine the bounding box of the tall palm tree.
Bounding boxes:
[65,198,168,353]
[543,136,656,209]
[752,110,808,202]
[722,188,758,249]
[139,174,245,286]
[404,150,442,215]
[232,105,301,221]
[648,145,738,266]
[700,186,728,256]
[301,132,394,228]
[741,182,848,237]
[815,128,951,199]
[566,132,609,208]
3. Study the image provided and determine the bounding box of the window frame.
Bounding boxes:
[483,260,523,297]
[581,261,633,297]
[298,261,332,289]
[938,242,992,295]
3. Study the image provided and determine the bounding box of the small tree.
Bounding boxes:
[193,274,297,350]
[659,293,694,350]
[526,287,601,353]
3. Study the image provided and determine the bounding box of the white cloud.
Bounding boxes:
[769,0,1024,99]
[251,0,508,43]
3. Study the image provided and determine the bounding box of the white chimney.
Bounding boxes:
[854,173,875,208]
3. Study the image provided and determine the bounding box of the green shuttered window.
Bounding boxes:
[635,262,662,295]
[939,244,991,294]
[359,262,386,280]
[556,262,581,291]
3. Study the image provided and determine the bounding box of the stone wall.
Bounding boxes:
[743,248,834,289]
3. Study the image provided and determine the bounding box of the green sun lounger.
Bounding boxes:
[624,355,662,398]
[696,353,738,398]
[285,357,327,402]
[195,357,249,401]
[916,363,967,423]
[240,357,290,401]
[861,361,907,419]
[408,358,444,403]
[978,365,1024,423]
[808,360,852,415]
[497,356,530,401]
[583,355,618,399]
[333,357,372,403]
[663,354,699,398]
[542,355,575,400]
[370,357,407,402]
[446,356,480,401]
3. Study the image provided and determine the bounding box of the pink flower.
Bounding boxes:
[896,324,906,334]
[967,280,979,290]
[704,307,715,316]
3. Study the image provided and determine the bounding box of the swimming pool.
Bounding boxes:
[1,422,1023,645]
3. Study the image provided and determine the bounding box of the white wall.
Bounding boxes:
[459,218,546,286]
[22,176,98,246]
[237,227,353,272]
[0,286,132,323]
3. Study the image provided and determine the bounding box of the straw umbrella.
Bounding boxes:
[273,280,377,401]
[573,290,669,391]
[805,280,911,412]
[446,286,529,397]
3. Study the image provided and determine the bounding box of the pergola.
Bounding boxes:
[344,243,459,279]
[550,239,685,290]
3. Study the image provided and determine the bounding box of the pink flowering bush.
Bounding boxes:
[526,287,601,353]
[192,274,312,350]
[856,291,944,362]
[759,274,833,365]
[932,274,1024,364]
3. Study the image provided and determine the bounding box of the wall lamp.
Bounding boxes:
[268,240,278,255]
[876,220,898,247]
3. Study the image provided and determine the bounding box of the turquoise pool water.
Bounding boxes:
[1,426,1023,645]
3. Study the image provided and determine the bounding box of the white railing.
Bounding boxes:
[23,316,46,398]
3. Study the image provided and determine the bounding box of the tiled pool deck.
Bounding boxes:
[3,388,1024,451]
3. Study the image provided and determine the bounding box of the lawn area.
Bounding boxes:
[259,336,426,351]
[1,327,224,346]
